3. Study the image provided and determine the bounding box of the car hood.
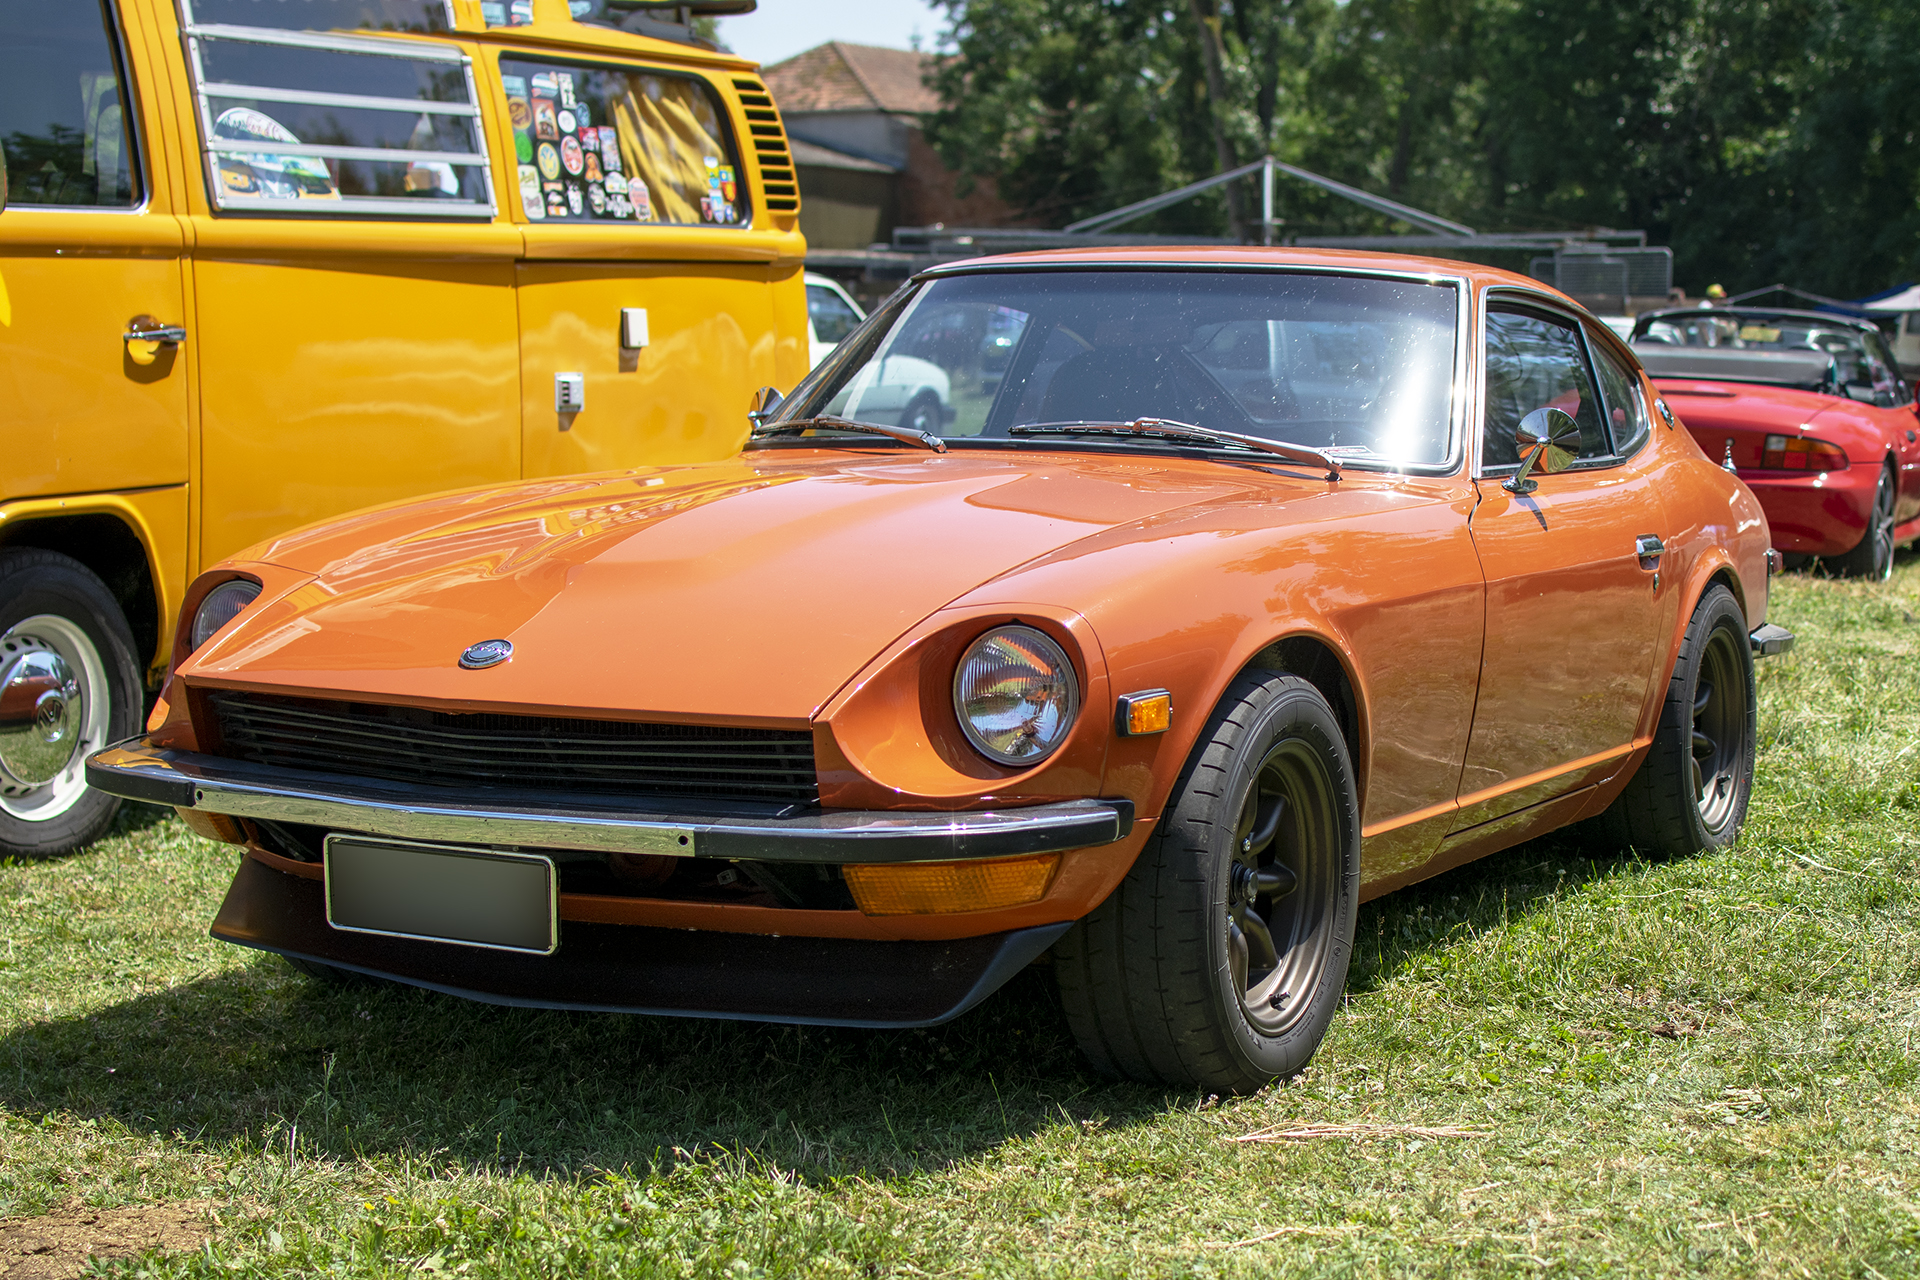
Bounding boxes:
[186,451,1259,723]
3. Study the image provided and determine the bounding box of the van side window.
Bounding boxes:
[186,0,452,32]
[179,0,492,217]
[0,0,139,208]
[499,57,748,227]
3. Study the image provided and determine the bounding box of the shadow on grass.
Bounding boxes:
[0,826,1652,1180]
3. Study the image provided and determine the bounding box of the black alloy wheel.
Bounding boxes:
[1054,672,1359,1094]
[1690,623,1747,831]
[1226,738,1344,1037]
[1828,464,1896,580]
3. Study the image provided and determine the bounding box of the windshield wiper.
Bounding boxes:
[1008,418,1341,481]
[751,414,947,453]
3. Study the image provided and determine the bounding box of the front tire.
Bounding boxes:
[1054,672,1359,1094]
[1826,464,1896,580]
[0,550,144,859]
[1597,584,1755,857]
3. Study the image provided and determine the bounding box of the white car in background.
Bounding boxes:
[804,272,952,434]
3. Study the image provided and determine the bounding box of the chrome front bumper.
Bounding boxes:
[1750,623,1796,657]
[85,740,1135,864]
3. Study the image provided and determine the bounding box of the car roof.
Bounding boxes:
[1634,305,1880,334]
[915,245,1581,304]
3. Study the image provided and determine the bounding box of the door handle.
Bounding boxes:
[1635,534,1665,560]
[124,316,186,346]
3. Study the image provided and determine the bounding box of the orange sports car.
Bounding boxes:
[86,249,1791,1093]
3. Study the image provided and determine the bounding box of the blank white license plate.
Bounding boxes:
[324,835,557,955]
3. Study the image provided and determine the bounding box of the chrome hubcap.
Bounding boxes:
[0,616,110,821]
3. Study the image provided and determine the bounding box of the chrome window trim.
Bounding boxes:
[899,261,1471,477]
[182,17,495,220]
[1476,284,1639,479]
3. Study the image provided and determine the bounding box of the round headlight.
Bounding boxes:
[952,625,1080,766]
[190,579,262,653]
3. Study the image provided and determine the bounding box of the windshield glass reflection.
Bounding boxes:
[773,270,1459,466]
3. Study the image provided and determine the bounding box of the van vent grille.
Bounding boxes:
[733,78,799,213]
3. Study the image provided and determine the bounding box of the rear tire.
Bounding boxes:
[0,550,143,860]
[1596,584,1755,857]
[1054,672,1359,1094]
[1825,464,1896,580]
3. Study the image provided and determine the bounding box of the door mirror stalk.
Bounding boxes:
[747,386,784,429]
[1502,407,1580,495]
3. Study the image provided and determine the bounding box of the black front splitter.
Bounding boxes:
[212,858,1069,1029]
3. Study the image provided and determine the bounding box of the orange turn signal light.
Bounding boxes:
[844,854,1060,916]
[177,807,247,845]
[1117,689,1173,736]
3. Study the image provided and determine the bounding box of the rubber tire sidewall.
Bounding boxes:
[1055,672,1360,1094]
[0,549,143,859]
[1602,584,1755,858]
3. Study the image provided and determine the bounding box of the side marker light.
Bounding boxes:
[844,854,1059,916]
[1117,689,1173,736]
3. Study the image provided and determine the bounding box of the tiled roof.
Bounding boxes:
[762,41,940,116]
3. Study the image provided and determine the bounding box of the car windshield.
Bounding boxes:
[1636,311,1907,407]
[768,270,1460,466]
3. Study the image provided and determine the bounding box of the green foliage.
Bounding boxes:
[924,0,1920,295]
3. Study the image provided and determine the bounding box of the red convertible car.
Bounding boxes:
[87,250,1789,1093]
[1633,307,1920,579]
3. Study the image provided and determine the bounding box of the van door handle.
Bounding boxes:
[124,316,186,346]
[1635,534,1665,560]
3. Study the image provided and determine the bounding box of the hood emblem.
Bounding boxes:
[458,639,513,670]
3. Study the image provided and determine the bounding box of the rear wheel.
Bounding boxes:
[1826,464,1896,580]
[901,391,943,436]
[1596,584,1755,857]
[1054,672,1359,1094]
[0,550,143,859]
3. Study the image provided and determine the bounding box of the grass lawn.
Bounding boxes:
[5,556,1920,1277]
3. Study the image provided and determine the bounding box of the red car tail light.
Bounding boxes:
[1760,434,1849,471]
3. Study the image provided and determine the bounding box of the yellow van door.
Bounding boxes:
[493,54,792,475]
[0,0,188,503]
[160,9,521,566]
[518,261,781,474]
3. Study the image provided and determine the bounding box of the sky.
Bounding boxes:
[715,0,950,69]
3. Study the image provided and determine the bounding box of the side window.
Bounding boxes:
[1482,308,1609,469]
[0,0,139,207]
[1591,337,1652,456]
[499,58,748,227]
[180,0,492,217]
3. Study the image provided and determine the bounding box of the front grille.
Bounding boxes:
[206,692,817,806]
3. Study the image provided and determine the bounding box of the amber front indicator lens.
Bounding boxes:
[844,854,1060,916]
[1760,434,1849,471]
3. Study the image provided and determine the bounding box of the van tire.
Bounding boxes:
[0,550,144,859]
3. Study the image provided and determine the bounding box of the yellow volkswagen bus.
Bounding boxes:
[0,0,807,857]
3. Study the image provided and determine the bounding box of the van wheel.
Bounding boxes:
[0,550,143,859]
[1826,464,1896,580]
[902,391,943,436]
[1054,673,1359,1094]
[1596,584,1755,857]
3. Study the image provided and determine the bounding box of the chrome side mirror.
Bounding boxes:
[747,386,784,429]
[1502,406,1579,495]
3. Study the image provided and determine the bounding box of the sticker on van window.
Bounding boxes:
[508,97,532,132]
[212,106,338,201]
[536,142,561,181]
[500,57,745,227]
[518,164,543,219]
